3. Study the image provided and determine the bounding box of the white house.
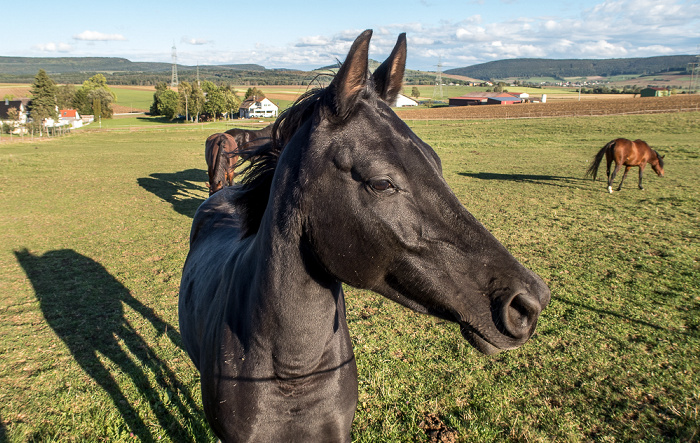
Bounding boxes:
[0,98,31,134]
[58,109,84,129]
[393,94,418,107]
[239,97,279,119]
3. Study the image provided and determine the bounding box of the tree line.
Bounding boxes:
[150,83,265,121]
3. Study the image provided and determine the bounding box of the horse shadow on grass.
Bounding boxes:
[460,172,588,189]
[0,412,6,443]
[138,169,208,218]
[14,249,209,442]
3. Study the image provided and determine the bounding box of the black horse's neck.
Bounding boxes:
[234,131,353,379]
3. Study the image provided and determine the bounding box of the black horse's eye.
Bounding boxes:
[368,178,395,193]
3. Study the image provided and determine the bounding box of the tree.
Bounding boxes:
[150,82,170,115]
[158,90,181,120]
[28,69,58,130]
[411,87,420,99]
[244,87,265,100]
[1,107,19,134]
[221,86,241,119]
[203,88,227,120]
[56,84,76,110]
[201,80,217,94]
[88,88,115,119]
[179,81,205,122]
[73,74,116,118]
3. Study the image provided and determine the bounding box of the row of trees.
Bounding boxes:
[150,82,264,121]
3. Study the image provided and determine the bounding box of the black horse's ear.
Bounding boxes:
[372,33,407,104]
[330,29,372,118]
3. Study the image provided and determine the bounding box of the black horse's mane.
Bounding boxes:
[230,85,334,237]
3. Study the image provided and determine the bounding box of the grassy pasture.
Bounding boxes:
[0,111,698,442]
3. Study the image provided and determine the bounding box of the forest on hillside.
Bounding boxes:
[444,55,697,80]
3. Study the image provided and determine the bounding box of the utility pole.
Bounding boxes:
[432,57,443,100]
[171,43,179,88]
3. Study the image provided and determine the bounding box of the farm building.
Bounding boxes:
[59,109,84,129]
[449,92,521,107]
[486,96,521,105]
[640,87,670,97]
[239,97,279,119]
[508,92,530,100]
[393,94,418,107]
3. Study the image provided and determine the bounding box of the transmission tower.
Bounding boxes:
[432,57,443,99]
[689,48,700,94]
[171,43,179,88]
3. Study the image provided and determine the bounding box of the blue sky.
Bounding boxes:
[3,0,699,71]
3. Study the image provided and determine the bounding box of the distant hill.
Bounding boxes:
[4,54,693,86]
[444,55,696,80]
[0,56,311,86]
[0,56,267,75]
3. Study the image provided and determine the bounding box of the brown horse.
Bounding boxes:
[204,132,239,195]
[585,138,665,193]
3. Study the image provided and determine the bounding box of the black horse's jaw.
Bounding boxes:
[459,323,502,356]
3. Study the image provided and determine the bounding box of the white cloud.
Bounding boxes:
[182,37,211,46]
[73,30,126,41]
[33,42,73,53]
[579,40,628,58]
[296,36,331,47]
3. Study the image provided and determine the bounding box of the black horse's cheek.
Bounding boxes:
[178,29,549,442]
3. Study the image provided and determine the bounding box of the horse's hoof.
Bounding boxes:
[608,186,613,193]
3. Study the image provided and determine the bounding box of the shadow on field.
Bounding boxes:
[0,412,6,443]
[14,249,208,442]
[558,297,697,338]
[138,169,208,218]
[460,172,587,188]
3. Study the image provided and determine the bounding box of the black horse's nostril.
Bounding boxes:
[502,292,542,340]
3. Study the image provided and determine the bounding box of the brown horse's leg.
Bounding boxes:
[617,166,631,191]
[608,163,621,193]
[638,163,646,190]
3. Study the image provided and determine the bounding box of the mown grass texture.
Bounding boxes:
[0,112,698,442]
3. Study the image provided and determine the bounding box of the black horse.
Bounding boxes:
[179,30,550,442]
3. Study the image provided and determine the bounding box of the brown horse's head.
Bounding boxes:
[205,133,238,196]
[651,150,665,177]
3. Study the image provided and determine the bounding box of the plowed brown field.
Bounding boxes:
[395,94,700,120]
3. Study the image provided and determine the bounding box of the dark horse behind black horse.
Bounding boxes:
[585,138,665,193]
[225,124,272,151]
[179,30,550,442]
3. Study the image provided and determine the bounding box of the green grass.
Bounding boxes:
[1,112,698,442]
[111,87,155,113]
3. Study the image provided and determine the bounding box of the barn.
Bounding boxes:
[393,94,418,107]
[640,87,670,97]
[486,96,521,105]
[449,92,521,106]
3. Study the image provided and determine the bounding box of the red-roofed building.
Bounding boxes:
[59,109,84,128]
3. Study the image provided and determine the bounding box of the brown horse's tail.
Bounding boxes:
[585,140,615,180]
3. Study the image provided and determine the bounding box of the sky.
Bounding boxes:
[3,0,699,71]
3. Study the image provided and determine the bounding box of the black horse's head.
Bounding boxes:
[237,30,550,355]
